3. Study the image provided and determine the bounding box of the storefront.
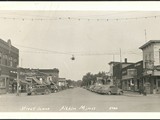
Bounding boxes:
[143,69,160,94]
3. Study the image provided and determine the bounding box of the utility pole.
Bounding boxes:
[120,48,122,63]
[16,66,20,96]
[144,29,147,43]
[113,54,115,62]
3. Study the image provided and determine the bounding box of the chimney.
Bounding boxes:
[124,58,127,63]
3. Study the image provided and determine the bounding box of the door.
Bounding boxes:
[157,80,160,93]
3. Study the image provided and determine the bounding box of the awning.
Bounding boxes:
[19,79,31,85]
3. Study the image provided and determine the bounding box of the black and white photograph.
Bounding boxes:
[0,1,160,119]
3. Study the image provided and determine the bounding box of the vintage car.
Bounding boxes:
[88,85,96,91]
[92,85,103,93]
[27,85,51,95]
[50,84,59,93]
[68,85,74,89]
[98,85,123,95]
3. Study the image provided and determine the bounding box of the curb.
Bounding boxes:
[123,94,143,97]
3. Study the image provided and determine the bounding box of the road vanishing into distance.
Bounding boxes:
[0,87,160,112]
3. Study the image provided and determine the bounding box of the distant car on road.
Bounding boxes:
[98,85,123,95]
[69,85,74,89]
[27,85,51,95]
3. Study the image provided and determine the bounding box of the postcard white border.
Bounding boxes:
[0,1,160,119]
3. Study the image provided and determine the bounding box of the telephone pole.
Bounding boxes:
[113,54,115,62]
[16,65,20,96]
[120,48,122,63]
[144,29,147,42]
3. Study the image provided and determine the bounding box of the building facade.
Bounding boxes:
[139,40,160,94]
[0,39,19,94]
[112,58,133,88]
[108,61,120,85]
[121,60,143,91]
[36,68,59,84]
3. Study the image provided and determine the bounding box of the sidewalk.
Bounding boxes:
[0,93,27,97]
[123,91,160,97]
[123,91,144,97]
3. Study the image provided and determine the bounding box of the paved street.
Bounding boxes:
[0,87,160,112]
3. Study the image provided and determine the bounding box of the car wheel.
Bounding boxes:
[108,91,111,95]
[45,90,49,94]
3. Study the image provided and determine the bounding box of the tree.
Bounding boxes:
[82,71,109,86]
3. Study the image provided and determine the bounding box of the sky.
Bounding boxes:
[1,2,160,80]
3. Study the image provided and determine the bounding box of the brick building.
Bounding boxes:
[0,39,19,94]
[112,59,133,88]
[121,60,143,91]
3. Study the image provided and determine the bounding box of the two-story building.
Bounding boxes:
[121,60,143,91]
[112,58,134,88]
[108,61,120,85]
[0,39,19,94]
[139,40,160,94]
[33,68,59,84]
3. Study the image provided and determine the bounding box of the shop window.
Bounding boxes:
[0,78,5,87]
[158,81,160,87]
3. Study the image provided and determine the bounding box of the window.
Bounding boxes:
[9,57,13,67]
[0,52,2,64]
[13,59,17,67]
[0,78,5,87]
[158,81,160,87]
[149,53,151,61]
[3,55,8,66]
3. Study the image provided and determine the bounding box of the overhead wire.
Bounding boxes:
[0,14,160,22]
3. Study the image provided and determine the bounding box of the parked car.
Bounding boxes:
[89,85,95,91]
[92,85,102,93]
[27,85,51,95]
[98,85,123,95]
[50,84,59,93]
[96,85,106,94]
[68,85,74,89]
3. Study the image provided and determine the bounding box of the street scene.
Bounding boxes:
[0,87,160,112]
[0,2,160,114]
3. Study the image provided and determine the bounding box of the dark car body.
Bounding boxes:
[89,85,95,91]
[68,85,74,89]
[50,84,59,93]
[27,85,51,95]
[98,85,123,95]
[92,85,102,92]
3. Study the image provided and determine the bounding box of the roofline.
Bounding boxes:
[108,61,120,65]
[139,40,160,49]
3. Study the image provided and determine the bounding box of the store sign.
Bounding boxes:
[145,61,154,70]
[122,70,127,75]
[146,70,153,75]
[127,69,137,77]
